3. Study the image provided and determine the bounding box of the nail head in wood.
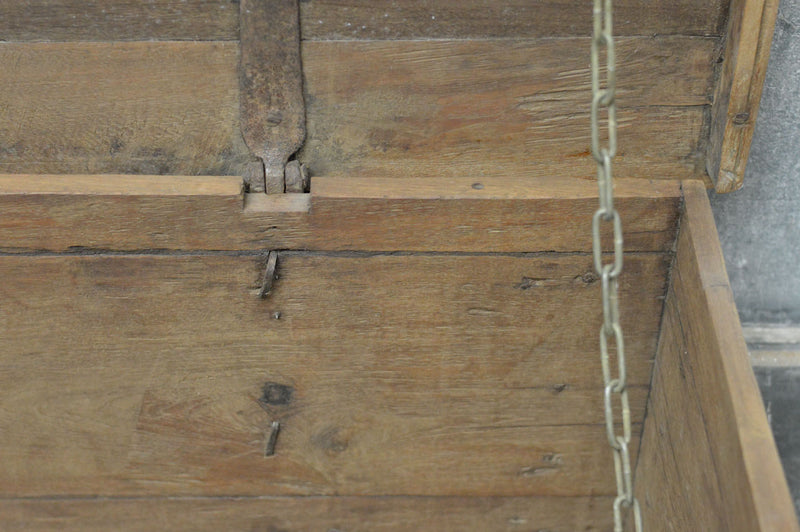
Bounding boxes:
[265,421,280,457]
[259,251,279,299]
[732,112,751,125]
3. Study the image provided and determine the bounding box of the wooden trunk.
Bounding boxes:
[0,1,796,530]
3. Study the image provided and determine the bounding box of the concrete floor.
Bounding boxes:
[710,0,800,517]
[755,365,800,516]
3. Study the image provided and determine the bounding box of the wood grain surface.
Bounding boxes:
[0,174,681,253]
[0,252,668,496]
[0,0,726,41]
[0,42,252,176]
[299,0,727,39]
[0,37,713,180]
[0,1,239,41]
[707,0,780,192]
[0,496,614,531]
[632,181,799,531]
[298,37,714,180]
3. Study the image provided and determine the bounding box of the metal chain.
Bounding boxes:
[590,0,643,530]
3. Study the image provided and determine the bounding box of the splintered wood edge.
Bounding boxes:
[0,174,682,253]
[707,0,779,193]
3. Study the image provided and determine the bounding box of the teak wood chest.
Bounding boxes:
[0,0,797,530]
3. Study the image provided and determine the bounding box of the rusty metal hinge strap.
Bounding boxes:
[240,0,307,194]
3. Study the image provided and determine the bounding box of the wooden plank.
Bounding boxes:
[0,38,712,179]
[632,181,799,531]
[299,38,715,181]
[0,174,681,253]
[306,176,681,253]
[0,0,726,42]
[0,496,613,532]
[0,174,244,196]
[0,1,239,42]
[0,42,252,176]
[706,0,779,192]
[300,0,727,39]
[0,252,667,496]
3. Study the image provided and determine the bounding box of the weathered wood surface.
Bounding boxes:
[0,42,252,177]
[707,0,780,192]
[299,37,714,181]
[0,0,727,42]
[0,496,613,532]
[0,1,239,42]
[633,181,799,531]
[0,252,668,496]
[300,0,728,40]
[0,38,712,179]
[0,174,682,253]
[306,176,681,253]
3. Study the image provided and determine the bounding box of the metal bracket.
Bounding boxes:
[239,0,307,194]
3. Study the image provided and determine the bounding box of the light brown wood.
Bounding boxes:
[0,0,726,42]
[300,0,727,39]
[299,37,714,181]
[0,42,252,176]
[0,38,712,179]
[0,174,682,253]
[706,0,779,192]
[0,1,239,42]
[0,174,243,196]
[632,181,799,531]
[307,176,681,253]
[0,496,614,531]
[0,252,668,496]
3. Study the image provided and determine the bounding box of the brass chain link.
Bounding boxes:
[590,0,643,530]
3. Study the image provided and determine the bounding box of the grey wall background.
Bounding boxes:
[710,0,800,325]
